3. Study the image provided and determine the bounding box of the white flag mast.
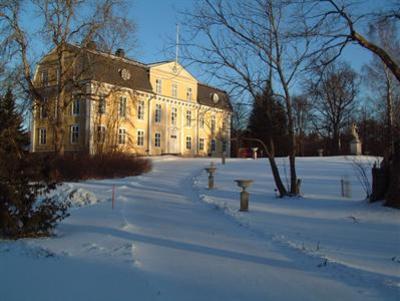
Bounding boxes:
[175,23,180,65]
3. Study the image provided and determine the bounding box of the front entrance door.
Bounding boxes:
[168,128,180,154]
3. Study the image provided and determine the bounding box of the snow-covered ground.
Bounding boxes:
[1,156,399,300]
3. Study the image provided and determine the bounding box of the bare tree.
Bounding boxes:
[0,0,135,155]
[363,19,400,156]
[292,94,311,156]
[307,60,359,155]
[181,0,314,196]
[303,0,400,82]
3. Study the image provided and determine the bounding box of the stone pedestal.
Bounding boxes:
[350,139,362,155]
[235,179,253,212]
[240,191,249,211]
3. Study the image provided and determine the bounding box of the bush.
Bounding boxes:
[31,152,152,182]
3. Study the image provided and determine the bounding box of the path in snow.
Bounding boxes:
[1,157,398,300]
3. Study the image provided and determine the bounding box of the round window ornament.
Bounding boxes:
[172,64,178,74]
[211,93,219,104]
[119,68,131,80]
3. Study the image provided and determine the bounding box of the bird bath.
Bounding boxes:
[235,179,254,211]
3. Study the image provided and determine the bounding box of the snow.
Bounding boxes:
[1,156,399,300]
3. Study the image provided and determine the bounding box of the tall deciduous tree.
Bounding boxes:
[0,0,135,155]
[307,60,359,155]
[363,19,400,157]
[181,0,314,195]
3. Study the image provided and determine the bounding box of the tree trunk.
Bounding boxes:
[266,136,288,197]
[385,67,394,157]
[240,137,288,197]
[332,128,340,155]
[385,140,400,208]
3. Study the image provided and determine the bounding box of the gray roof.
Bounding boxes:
[197,83,232,112]
[66,45,231,110]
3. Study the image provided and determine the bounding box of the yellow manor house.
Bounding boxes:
[31,43,232,156]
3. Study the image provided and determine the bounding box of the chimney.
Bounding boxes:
[115,48,125,58]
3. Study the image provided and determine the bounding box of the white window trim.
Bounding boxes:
[39,128,46,145]
[70,124,79,144]
[98,96,106,115]
[118,127,127,145]
[155,103,162,123]
[171,107,178,126]
[119,96,127,118]
[137,129,145,147]
[154,132,161,148]
[186,136,192,150]
[186,110,192,127]
[156,79,162,94]
[137,100,145,120]
[186,87,192,101]
[172,82,178,98]
[71,98,80,116]
[199,138,205,151]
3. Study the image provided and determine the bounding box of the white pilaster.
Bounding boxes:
[180,105,184,154]
[165,101,169,153]
[147,96,153,155]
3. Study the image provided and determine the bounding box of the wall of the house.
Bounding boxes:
[32,56,231,156]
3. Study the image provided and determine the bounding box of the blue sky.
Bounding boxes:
[22,0,375,95]
[129,0,373,83]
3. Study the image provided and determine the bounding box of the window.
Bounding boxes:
[39,128,46,145]
[211,115,216,133]
[172,83,178,98]
[199,138,204,151]
[71,97,80,116]
[97,126,106,143]
[119,96,127,117]
[118,128,126,145]
[171,107,177,125]
[98,96,106,114]
[186,110,192,127]
[156,79,162,94]
[137,100,145,120]
[137,130,144,146]
[211,139,216,152]
[200,115,205,129]
[186,136,192,150]
[70,125,79,144]
[186,87,192,101]
[154,132,161,147]
[155,104,162,123]
[42,70,48,87]
[39,97,48,119]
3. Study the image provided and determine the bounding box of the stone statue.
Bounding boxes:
[351,123,360,142]
[350,123,362,155]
